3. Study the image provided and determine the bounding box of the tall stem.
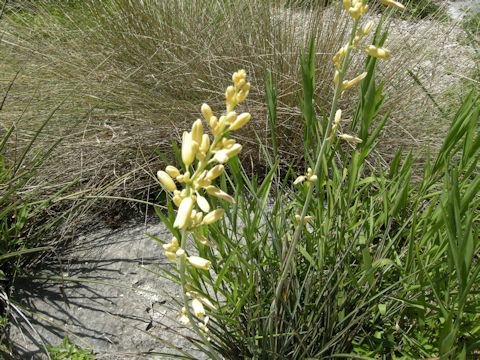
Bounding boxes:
[269,18,360,325]
[179,230,222,360]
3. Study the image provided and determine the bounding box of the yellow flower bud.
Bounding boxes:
[198,295,217,311]
[226,85,236,104]
[212,150,230,164]
[334,70,339,85]
[293,176,306,185]
[295,215,314,223]
[307,175,318,182]
[335,109,342,125]
[206,165,224,180]
[199,134,210,153]
[163,237,179,252]
[157,170,177,192]
[196,194,210,213]
[165,165,180,178]
[176,248,186,258]
[206,186,235,203]
[188,256,211,270]
[225,111,237,125]
[339,133,363,143]
[203,209,225,225]
[232,69,246,84]
[362,20,374,35]
[380,0,405,10]
[191,119,204,144]
[201,103,213,122]
[343,0,351,11]
[236,83,250,103]
[191,298,205,317]
[194,234,217,249]
[165,251,176,261]
[181,131,196,166]
[365,45,390,60]
[174,196,195,229]
[229,112,251,131]
[225,143,242,158]
[173,195,182,207]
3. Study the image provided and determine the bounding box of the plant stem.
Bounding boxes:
[179,229,222,360]
[269,18,360,327]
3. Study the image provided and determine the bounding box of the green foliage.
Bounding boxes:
[46,336,95,360]
[150,18,480,360]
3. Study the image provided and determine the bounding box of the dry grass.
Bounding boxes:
[0,0,476,219]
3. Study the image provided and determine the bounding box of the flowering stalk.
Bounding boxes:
[157,70,251,360]
[269,16,360,325]
[270,0,402,326]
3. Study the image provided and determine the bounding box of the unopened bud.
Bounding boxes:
[229,112,251,131]
[201,103,213,122]
[165,165,180,178]
[380,0,405,10]
[181,131,195,166]
[203,209,225,225]
[191,119,204,144]
[157,170,177,192]
[365,45,390,60]
[188,256,211,270]
[173,196,195,229]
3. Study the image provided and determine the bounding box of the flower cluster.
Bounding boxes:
[329,0,404,145]
[157,70,251,325]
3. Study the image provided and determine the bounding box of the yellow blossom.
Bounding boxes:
[157,170,177,192]
[201,103,213,122]
[188,256,211,270]
[206,165,224,180]
[365,45,390,60]
[191,119,204,144]
[196,194,210,213]
[191,298,205,317]
[339,133,363,143]
[229,112,251,131]
[380,0,405,10]
[174,196,195,229]
[205,186,235,203]
[181,131,196,166]
[165,251,176,261]
[194,234,217,249]
[203,209,225,225]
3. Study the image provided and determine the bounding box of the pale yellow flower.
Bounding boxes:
[365,45,390,60]
[165,165,181,178]
[293,175,306,185]
[196,194,210,213]
[201,103,213,122]
[174,196,195,229]
[203,209,225,225]
[191,298,206,317]
[206,165,224,180]
[157,170,177,192]
[194,234,217,249]
[188,256,211,270]
[205,186,235,203]
[380,0,405,10]
[339,133,363,143]
[229,112,251,131]
[181,131,196,166]
[191,119,204,144]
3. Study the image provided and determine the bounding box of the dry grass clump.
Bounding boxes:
[0,0,475,213]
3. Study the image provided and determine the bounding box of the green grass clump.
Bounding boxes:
[148,2,480,358]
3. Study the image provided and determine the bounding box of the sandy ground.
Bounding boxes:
[8,218,208,360]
